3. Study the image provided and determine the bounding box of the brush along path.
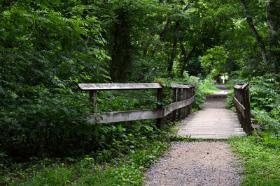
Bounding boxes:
[144,88,244,186]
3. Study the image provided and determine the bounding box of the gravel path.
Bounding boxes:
[144,141,243,186]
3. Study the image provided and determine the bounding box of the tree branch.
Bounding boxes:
[240,0,268,64]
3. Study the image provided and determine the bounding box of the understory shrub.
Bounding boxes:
[0,90,93,158]
[0,91,162,160]
[0,2,110,159]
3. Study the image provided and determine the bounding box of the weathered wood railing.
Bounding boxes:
[78,83,195,127]
[233,83,253,134]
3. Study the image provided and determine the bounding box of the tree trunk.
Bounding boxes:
[160,19,170,41]
[110,8,132,82]
[240,0,269,64]
[167,21,180,76]
[179,44,196,77]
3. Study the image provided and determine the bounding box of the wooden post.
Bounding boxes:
[177,88,181,119]
[183,88,186,118]
[234,89,242,127]
[234,90,238,119]
[183,88,188,118]
[89,90,97,112]
[186,88,191,115]
[156,88,163,128]
[233,83,252,134]
[188,87,194,114]
[242,85,253,134]
[172,88,177,122]
[182,88,187,118]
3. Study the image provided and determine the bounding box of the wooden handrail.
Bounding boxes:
[79,83,195,126]
[233,83,252,134]
[233,83,249,90]
[78,83,162,90]
[170,84,194,89]
[233,97,245,117]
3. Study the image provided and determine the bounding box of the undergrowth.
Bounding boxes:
[2,141,169,186]
[0,125,170,185]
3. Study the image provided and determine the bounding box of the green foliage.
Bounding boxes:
[182,74,220,109]
[252,109,280,135]
[227,74,280,134]
[0,2,109,88]
[0,1,110,158]
[155,73,218,110]
[98,90,157,112]
[249,76,280,113]
[198,77,220,95]
[200,46,229,77]
[0,91,94,157]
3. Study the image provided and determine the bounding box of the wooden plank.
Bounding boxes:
[172,88,177,121]
[171,84,194,89]
[87,96,195,124]
[242,85,253,134]
[78,83,162,91]
[183,89,188,117]
[234,84,243,90]
[164,96,195,116]
[156,88,164,128]
[234,91,243,102]
[89,90,97,112]
[242,83,249,89]
[233,97,245,117]
[185,88,191,116]
[177,88,182,119]
[87,110,163,124]
[234,83,248,90]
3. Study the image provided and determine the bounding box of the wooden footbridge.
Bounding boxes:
[78,83,253,139]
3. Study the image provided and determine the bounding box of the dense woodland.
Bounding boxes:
[0,0,279,185]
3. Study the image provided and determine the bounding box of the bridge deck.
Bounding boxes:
[177,91,246,139]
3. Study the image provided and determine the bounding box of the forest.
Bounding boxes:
[0,0,279,185]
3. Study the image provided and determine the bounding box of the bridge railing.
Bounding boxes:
[233,83,253,134]
[78,83,195,127]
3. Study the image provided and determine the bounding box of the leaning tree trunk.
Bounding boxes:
[160,18,170,41]
[240,0,269,64]
[110,8,132,82]
[179,43,196,78]
[167,21,180,76]
[267,0,280,73]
